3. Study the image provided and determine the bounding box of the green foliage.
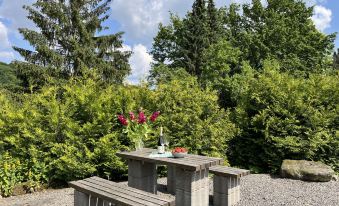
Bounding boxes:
[0,73,236,195]
[148,65,192,86]
[13,0,131,90]
[118,110,160,150]
[151,0,224,77]
[150,0,338,174]
[227,0,336,74]
[0,153,23,197]
[1,0,338,197]
[151,74,238,158]
[0,79,129,185]
[225,60,339,173]
[201,40,242,86]
[151,0,336,79]
[0,62,21,91]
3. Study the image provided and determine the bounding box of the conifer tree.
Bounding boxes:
[181,0,209,76]
[207,0,223,44]
[151,0,222,78]
[152,0,336,81]
[13,0,131,89]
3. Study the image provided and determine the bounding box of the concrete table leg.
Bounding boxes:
[175,168,209,206]
[213,176,241,206]
[167,166,176,194]
[128,159,157,194]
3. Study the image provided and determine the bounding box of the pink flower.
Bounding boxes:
[118,115,128,126]
[150,111,160,122]
[129,112,135,120]
[138,111,147,124]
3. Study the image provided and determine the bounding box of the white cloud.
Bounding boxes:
[111,0,194,47]
[0,21,10,47]
[311,5,332,32]
[125,44,153,84]
[306,0,327,6]
[0,0,34,63]
[0,0,35,31]
[0,20,14,63]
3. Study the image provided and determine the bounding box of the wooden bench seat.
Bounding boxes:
[209,166,250,206]
[69,176,174,206]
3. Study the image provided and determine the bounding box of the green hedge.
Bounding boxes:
[0,76,235,196]
[225,61,339,173]
[1,62,337,196]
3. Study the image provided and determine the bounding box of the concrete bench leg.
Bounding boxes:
[128,159,157,194]
[213,176,241,206]
[167,166,176,194]
[175,168,209,206]
[74,190,89,206]
[75,190,111,206]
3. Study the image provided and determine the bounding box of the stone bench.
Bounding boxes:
[69,176,174,206]
[209,166,250,206]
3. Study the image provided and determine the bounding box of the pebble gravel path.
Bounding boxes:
[0,174,338,206]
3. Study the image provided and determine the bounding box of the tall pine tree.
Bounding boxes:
[181,0,209,76]
[207,0,223,44]
[13,0,131,89]
[151,0,222,78]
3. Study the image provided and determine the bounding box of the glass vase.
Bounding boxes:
[135,138,144,151]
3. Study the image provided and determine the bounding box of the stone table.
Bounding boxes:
[117,148,223,206]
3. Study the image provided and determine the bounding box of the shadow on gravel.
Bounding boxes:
[269,174,283,179]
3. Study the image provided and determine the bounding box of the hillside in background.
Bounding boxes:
[0,62,21,91]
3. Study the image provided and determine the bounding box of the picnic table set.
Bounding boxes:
[69,111,250,206]
[117,148,223,205]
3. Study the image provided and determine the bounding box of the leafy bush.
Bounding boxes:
[0,153,23,197]
[0,75,236,195]
[225,61,339,173]
[151,75,238,159]
[0,79,132,187]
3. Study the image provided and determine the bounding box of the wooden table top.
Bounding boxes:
[117,148,223,171]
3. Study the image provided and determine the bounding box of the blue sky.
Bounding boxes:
[0,0,338,83]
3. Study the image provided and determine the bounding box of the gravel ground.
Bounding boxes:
[0,174,338,206]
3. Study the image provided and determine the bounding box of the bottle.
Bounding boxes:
[158,127,165,154]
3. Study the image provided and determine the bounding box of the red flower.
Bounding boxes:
[150,111,160,122]
[138,111,147,124]
[129,112,135,120]
[118,115,128,126]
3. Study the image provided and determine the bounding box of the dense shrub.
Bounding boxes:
[0,153,23,197]
[0,76,235,196]
[151,75,238,158]
[225,61,339,173]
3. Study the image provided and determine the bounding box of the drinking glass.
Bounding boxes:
[163,136,170,151]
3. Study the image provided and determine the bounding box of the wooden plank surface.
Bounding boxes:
[83,179,167,205]
[69,177,173,206]
[209,165,250,177]
[90,177,169,203]
[117,148,223,171]
[70,181,146,206]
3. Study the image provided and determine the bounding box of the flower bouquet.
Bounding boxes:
[118,110,160,151]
